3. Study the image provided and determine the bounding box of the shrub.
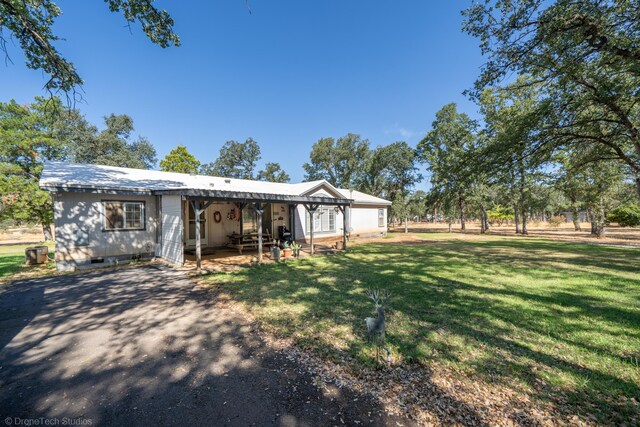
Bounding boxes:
[548,215,565,228]
[608,204,640,227]
[487,205,512,225]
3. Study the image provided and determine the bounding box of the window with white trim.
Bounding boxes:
[306,207,337,233]
[104,201,145,230]
[378,208,385,227]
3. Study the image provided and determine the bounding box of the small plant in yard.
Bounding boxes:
[290,242,302,257]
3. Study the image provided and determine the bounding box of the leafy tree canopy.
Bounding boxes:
[0,0,180,96]
[69,113,157,169]
[463,0,640,195]
[303,133,370,188]
[160,145,200,174]
[0,97,72,235]
[359,141,421,204]
[417,103,479,229]
[200,138,261,179]
[257,162,290,183]
[418,103,477,194]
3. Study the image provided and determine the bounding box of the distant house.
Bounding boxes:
[39,162,391,271]
[561,211,588,222]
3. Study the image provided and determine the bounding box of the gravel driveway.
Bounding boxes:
[0,265,408,426]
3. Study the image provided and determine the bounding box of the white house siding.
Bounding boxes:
[161,195,183,265]
[293,185,388,242]
[349,204,387,237]
[207,202,241,247]
[53,192,158,271]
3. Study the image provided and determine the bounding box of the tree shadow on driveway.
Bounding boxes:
[0,265,413,426]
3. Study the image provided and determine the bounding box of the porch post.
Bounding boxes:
[339,205,348,251]
[289,204,297,241]
[309,208,314,255]
[304,204,318,255]
[190,199,202,272]
[190,199,213,272]
[255,202,265,263]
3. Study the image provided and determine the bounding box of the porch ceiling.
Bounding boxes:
[154,189,352,205]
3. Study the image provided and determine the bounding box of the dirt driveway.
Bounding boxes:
[0,265,408,426]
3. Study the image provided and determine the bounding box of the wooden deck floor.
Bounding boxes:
[182,241,340,273]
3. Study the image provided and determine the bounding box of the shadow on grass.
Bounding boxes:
[210,238,640,424]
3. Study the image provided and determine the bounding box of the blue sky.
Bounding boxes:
[2,0,484,189]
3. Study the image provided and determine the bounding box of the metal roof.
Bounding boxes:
[40,162,390,206]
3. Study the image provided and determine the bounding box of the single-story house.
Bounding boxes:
[39,162,391,271]
[561,210,588,222]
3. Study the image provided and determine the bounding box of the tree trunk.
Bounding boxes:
[572,207,582,231]
[484,208,490,232]
[587,208,597,235]
[404,216,408,233]
[42,223,53,241]
[594,207,606,238]
[458,193,466,231]
[448,220,452,233]
[479,205,488,234]
[433,207,437,224]
[514,204,521,234]
[521,205,528,235]
[519,162,528,235]
[636,176,640,200]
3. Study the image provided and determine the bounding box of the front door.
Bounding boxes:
[187,201,207,247]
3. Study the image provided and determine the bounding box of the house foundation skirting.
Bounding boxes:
[56,252,155,272]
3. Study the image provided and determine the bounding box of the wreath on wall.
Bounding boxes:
[213,211,222,223]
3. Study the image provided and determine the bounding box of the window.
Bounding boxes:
[306,206,337,233]
[104,201,145,230]
[188,201,206,240]
[242,208,258,234]
[378,208,385,227]
[313,211,321,232]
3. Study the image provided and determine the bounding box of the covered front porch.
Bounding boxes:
[182,237,344,272]
[156,188,351,271]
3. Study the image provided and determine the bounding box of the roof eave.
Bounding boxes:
[154,188,352,205]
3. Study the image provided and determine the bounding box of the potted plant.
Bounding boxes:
[290,242,302,257]
[281,241,292,258]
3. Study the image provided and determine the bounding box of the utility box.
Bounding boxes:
[25,246,49,265]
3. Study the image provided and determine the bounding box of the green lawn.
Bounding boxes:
[205,233,640,423]
[0,242,55,283]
